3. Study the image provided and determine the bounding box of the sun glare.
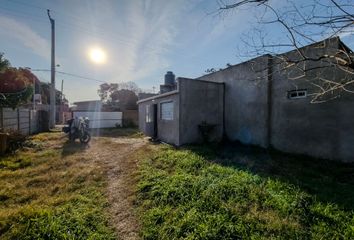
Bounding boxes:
[88,47,107,64]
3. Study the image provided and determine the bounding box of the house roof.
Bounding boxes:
[138,37,353,106]
[137,90,179,104]
[73,100,102,105]
[199,37,352,79]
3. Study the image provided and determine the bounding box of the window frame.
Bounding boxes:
[287,89,307,100]
[145,105,152,123]
[160,101,174,121]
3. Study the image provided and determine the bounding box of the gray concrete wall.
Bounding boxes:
[138,37,354,162]
[0,108,40,135]
[271,37,354,162]
[138,91,180,145]
[198,55,270,147]
[178,78,224,145]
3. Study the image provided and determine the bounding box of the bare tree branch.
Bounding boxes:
[215,0,354,103]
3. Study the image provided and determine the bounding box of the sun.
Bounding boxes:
[88,47,107,64]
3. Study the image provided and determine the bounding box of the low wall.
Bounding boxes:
[0,108,40,135]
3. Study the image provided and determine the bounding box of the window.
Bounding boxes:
[145,105,152,123]
[160,101,174,120]
[288,89,307,99]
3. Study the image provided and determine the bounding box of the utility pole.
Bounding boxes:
[47,9,55,128]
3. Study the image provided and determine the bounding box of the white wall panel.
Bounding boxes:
[73,111,122,128]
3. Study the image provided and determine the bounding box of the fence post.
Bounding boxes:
[17,108,20,131]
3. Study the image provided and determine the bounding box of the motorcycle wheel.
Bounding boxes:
[80,132,91,144]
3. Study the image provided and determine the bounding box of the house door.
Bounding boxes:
[152,104,158,139]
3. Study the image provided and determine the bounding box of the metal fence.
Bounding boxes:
[0,108,40,135]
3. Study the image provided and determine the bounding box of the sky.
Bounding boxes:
[0,0,353,103]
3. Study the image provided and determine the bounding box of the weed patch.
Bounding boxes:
[0,154,32,170]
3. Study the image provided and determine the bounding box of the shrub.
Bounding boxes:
[6,130,27,153]
[122,118,137,128]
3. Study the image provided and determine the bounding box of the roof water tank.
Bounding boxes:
[164,71,175,86]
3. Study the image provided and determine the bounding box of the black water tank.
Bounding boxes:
[164,71,175,86]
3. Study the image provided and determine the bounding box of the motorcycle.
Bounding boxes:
[62,117,91,144]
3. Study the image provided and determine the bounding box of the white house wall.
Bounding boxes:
[73,111,122,128]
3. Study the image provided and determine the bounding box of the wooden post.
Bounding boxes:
[17,108,20,131]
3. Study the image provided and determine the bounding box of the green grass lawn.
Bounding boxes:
[138,144,354,239]
[0,132,115,240]
[90,127,142,138]
[2,131,353,239]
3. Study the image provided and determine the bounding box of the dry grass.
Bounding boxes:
[89,136,147,240]
[0,130,146,239]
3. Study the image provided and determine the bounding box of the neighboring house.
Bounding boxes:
[138,37,354,162]
[71,100,137,127]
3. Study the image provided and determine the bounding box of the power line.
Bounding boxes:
[2,1,154,51]
[29,69,106,83]
[2,0,210,77]
[1,1,195,59]
[0,5,147,52]
[0,6,48,23]
[56,71,107,83]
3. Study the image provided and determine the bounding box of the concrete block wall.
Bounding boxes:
[0,108,39,135]
[197,38,354,162]
[178,78,224,145]
[198,55,271,148]
[271,37,354,162]
[138,37,354,162]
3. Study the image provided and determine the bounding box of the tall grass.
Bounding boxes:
[138,146,354,239]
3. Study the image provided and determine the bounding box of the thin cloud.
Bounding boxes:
[0,16,50,59]
[99,0,187,84]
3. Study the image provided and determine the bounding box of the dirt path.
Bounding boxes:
[86,137,147,240]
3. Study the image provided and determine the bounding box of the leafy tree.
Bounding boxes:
[39,82,68,105]
[0,68,35,109]
[0,52,10,72]
[97,83,118,103]
[98,82,139,110]
[118,81,141,95]
[110,89,138,110]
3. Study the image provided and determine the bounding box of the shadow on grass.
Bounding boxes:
[61,140,89,158]
[185,141,354,211]
[90,128,141,138]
